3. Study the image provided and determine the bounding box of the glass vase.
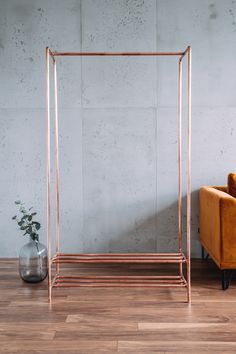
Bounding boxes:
[19,239,48,283]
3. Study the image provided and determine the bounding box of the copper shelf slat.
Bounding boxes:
[54,284,186,287]
[57,275,182,279]
[53,258,186,264]
[57,252,184,256]
[52,253,187,264]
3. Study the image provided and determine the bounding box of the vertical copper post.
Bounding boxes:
[46,47,52,303]
[178,58,183,277]
[187,46,192,303]
[53,58,60,276]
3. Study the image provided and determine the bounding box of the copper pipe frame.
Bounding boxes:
[46,47,191,303]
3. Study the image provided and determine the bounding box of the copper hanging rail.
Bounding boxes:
[45,47,191,303]
[51,51,185,57]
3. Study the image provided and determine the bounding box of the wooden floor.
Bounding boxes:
[1,259,236,353]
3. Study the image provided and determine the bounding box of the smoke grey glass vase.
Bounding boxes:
[19,239,48,283]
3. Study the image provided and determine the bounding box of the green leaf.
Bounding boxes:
[32,222,41,230]
[28,215,32,221]
[12,215,17,220]
[31,212,37,216]
[20,215,28,221]
[20,225,28,230]
[30,233,39,242]
[15,200,21,205]
[18,221,24,226]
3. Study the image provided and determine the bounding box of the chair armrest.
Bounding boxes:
[199,186,233,266]
[220,197,236,266]
[200,187,236,269]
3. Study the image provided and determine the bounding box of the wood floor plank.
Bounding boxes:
[0,340,117,352]
[0,329,55,340]
[118,340,236,353]
[138,322,234,329]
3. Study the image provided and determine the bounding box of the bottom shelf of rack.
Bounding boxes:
[50,253,188,289]
[52,274,187,288]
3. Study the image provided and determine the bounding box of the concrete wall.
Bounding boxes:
[0,0,236,257]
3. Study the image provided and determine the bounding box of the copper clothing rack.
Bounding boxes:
[46,47,192,303]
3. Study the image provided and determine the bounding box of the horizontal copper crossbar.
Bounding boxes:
[52,274,187,288]
[52,253,187,264]
[51,51,185,57]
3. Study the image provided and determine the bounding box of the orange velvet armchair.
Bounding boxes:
[199,186,236,289]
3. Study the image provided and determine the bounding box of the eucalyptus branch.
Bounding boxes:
[12,200,41,242]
